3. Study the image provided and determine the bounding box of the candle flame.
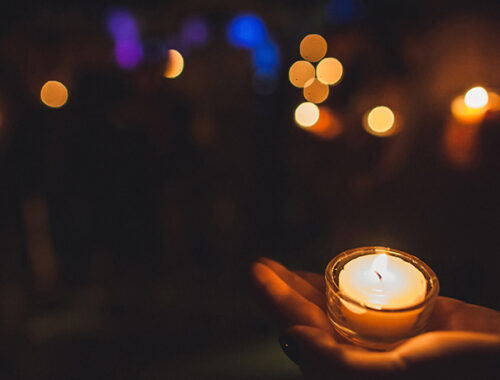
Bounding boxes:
[371,254,388,281]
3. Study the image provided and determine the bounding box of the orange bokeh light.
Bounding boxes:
[487,91,500,112]
[451,95,487,125]
[442,118,479,169]
[316,57,343,86]
[308,106,342,139]
[303,78,329,104]
[289,60,316,88]
[164,49,184,78]
[300,34,327,62]
[40,81,68,108]
[363,106,397,137]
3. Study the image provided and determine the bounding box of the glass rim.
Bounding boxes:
[325,246,440,312]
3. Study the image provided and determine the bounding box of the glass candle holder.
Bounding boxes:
[325,247,439,350]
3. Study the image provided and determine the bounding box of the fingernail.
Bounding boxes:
[279,334,299,364]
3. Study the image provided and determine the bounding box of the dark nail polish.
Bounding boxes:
[279,334,299,364]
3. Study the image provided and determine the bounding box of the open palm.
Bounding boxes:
[251,257,500,379]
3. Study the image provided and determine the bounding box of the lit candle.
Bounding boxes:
[339,253,426,309]
[325,247,439,349]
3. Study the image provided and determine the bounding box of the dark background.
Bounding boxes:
[0,0,499,378]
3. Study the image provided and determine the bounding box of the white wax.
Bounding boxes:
[339,253,426,310]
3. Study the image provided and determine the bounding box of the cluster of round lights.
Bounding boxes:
[290,34,397,139]
[290,34,344,137]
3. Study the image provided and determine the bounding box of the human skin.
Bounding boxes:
[251,257,500,379]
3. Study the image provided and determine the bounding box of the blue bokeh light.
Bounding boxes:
[252,39,279,75]
[226,12,280,94]
[227,13,267,49]
[326,0,363,25]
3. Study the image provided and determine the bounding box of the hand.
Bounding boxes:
[251,257,500,379]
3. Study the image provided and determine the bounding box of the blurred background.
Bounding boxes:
[0,0,500,378]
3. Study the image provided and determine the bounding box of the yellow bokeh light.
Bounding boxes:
[300,34,327,62]
[364,106,395,136]
[40,81,68,108]
[295,102,320,128]
[289,60,315,88]
[316,57,343,86]
[464,86,488,109]
[303,78,329,103]
[451,95,486,124]
[164,49,184,78]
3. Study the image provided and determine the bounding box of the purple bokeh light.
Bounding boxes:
[180,16,209,46]
[107,9,139,40]
[114,40,143,70]
[106,8,143,70]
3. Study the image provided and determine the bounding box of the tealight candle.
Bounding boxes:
[325,247,439,350]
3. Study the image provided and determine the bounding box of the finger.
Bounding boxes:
[287,325,404,377]
[256,258,325,309]
[294,270,326,293]
[250,262,333,332]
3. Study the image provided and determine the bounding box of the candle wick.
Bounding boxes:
[374,271,382,280]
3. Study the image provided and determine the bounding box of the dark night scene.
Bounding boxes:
[0,0,499,379]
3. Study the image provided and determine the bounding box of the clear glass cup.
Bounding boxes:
[325,246,439,350]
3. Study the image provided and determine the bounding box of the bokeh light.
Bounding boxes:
[226,12,280,88]
[180,16,209,47]
[364,106,395,136]
[300,34,327,62]
[295,102,320,127]
[227,13,267,49]
[464,86,488,109]
[252,39,280,75]
[451,95,486,124]
[487,91,500,111]
[164,49,184,78]
[107,9,139,40]
[442,118,479,169]
[316,57,343,86]
[115,39,143,69]
[106,8,143,70]
[310,106,343,139]
[303,78,329,103]
[40,81,68,108]
[289,60,315,88]
[326,0,363,25]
